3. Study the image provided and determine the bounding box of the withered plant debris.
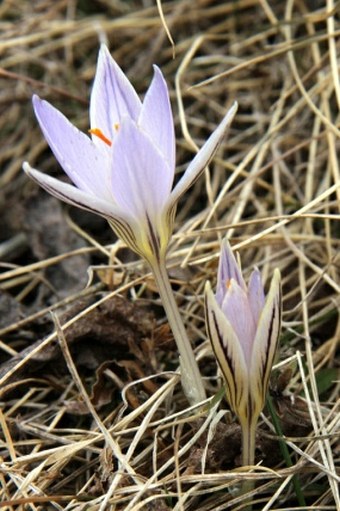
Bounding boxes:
[0,295,157,397]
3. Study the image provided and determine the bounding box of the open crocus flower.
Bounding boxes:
[23,45,238,405]
[23,44,237,266]
[205,239,281,465]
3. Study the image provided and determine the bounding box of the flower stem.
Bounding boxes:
[149,257,206,405]
[241,416,256,467]
[240,415,257,510]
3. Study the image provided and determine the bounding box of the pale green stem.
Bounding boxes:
[149,257,206,405]
[241,416,256,467]
[240,415,258,510]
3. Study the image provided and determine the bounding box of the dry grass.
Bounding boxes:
[0,0,339,510]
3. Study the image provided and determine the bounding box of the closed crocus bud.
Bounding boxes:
[205,239,282,466]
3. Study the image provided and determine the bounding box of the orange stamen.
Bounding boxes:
[114,123,120,132]
[89,128,112,147]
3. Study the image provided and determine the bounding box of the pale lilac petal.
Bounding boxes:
[205,281,249,418]
[139,66,175,170]
[215,240,246,305]
[90,45,141,142]
[250,269,281,412]
[32,95,112,201]
[221,279,256,366]
[168,101,237,207]
[248,268,265,324]
[23,163,127,220]
[24,164,147,259]
[111,118,173,224]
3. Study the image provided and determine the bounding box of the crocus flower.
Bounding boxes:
[205,239,281,464]
[23,44,237,266]
[23,45,238,405]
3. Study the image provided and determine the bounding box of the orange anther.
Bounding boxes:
[89,128,112,146]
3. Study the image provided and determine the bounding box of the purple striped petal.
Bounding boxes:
[248,268,265,324]
[215,240,246,305]
[221,279,257,366]
[205,281,249,417]
[250,269,281,413]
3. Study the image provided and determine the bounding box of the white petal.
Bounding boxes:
[90,45,142,142]
[168,102,237,207]
[139,66,175,170]
[111,118,173,225]
[23,163,127,221]
[32,95,113,201]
